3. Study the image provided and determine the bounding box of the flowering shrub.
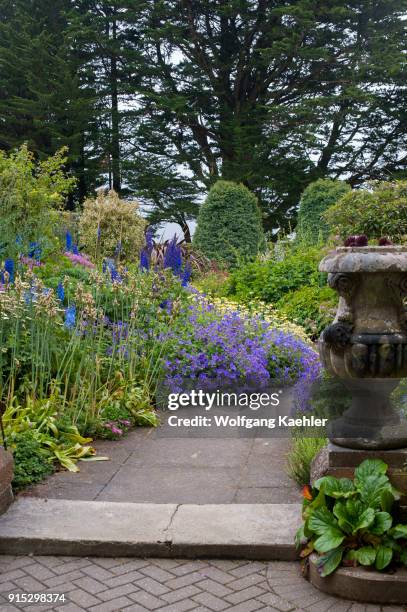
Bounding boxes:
[163,294,321,394]
[0,252,188,481]
[79,189,146,262]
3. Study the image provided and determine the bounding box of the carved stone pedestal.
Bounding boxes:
[311,442,407,518]
[0,448,14,515]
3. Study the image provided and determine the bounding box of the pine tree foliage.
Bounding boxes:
[0,1,405,234]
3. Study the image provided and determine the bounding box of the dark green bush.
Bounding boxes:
[296,179,350,244]
[11,431,54,491]
[229,246,325,304]
[323,180,407,242]
[193,181,264,267]
[277,285,337,339]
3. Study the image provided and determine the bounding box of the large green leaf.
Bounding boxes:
[334,499,375,535]
[314,476,355,499]
[375,545,393,570]
[356,546,376,566]
[400,550,407,566]
[308,506,342,534]
[354,459,388,482]
[357,474,394,509]
[369,512,392,536]
[314,531,346,553]
[390,524,407,540]
[315,546,345,577]
[309,507,345,552]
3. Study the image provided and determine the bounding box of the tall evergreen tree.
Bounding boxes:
[0,0,99,203]
[128,0,407,232]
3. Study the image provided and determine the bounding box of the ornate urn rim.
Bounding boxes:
[319,245,407,273]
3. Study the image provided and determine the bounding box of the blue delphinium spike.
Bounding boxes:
[163,235,182,276]
[140,249,150,271]
[181,263,191,287]
[97,224,101,241]
[65,232,73,252]
[72,244,79,255]
[56,282,65,302]
[64,305,76,329]
[4,258,14,283]
[145,227,154,253]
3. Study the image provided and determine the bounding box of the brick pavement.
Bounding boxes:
[0,556,404,612]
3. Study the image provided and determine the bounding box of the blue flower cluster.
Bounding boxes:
[140,232,191,286]
[163,297,321,397]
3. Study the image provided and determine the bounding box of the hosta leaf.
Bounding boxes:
[357,474,393,509]
[309,507,345,552]
[314,530,346,553]
[315,546,345,577]
[375,545,393,570]
[314,476,355,499]
[308,506,342,535]
[354,459,388,482]
[369,512,392,535]
[390,524,407,540]
[355,546,376,566]
[334,500,374,535]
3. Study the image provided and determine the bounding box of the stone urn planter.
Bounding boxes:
[318,245,407,449]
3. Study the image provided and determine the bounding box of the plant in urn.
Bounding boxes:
[319,244,407,449]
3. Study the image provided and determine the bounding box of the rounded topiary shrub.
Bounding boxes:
[193,181,264,267]
[296,179,350,244]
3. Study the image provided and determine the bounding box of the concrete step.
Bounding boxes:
[0,498,301,560]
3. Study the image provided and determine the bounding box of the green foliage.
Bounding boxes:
[296,459,407,576]
[4,396,102,475]
[193,270,231,298]
[276,286,337,340]
[229,246,324,304]
[79,189,146,262]
[296,179,350,244]
[286,437,327,487]
[11,430,54,491]
[324,181,407,242]
[81,383,159,440]
[0,145,75,258]
[193,181,264,267]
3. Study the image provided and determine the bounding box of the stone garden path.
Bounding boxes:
[0,555,404,612]
[22,427,299,504]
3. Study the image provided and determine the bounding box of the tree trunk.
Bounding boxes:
[179,215,192,243]
[110,14,121,193]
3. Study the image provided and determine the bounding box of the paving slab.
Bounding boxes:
[168,504,301,560]
[23,429,299,505]
[0,498,301,559]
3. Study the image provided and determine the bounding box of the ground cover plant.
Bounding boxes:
[296,459,407,576]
